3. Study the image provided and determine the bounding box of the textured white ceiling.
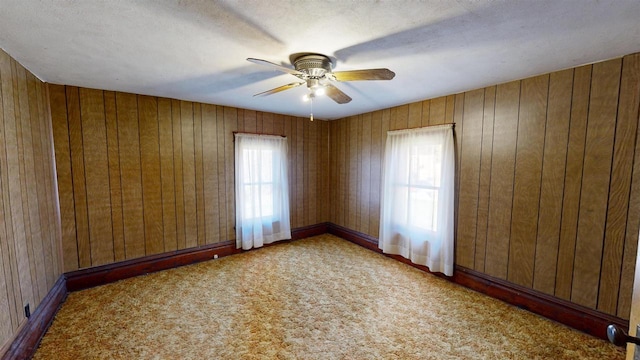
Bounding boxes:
[1,0,640,120]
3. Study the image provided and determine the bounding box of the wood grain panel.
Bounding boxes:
[138,95,163,255]
[194,104,205,246]
[408,102,422,128]
[307,120,318,225]
[103,91,125,262]
[445,95,455,123]
[533,69,572,295]
[0,49,62,349]
[116,92,145,259]
[508,74,549,287]
[555,65,591,300]
[474,86,496,272]
[421,100,431,127]
[37,81,59,280]
[572,59,621,308]
[456,88,484,268]
[32,79,56,285]
[347,117,358,230]
[453,93,465,243]
[601,53,640,315]
[66,86,91,268]
[303,120,311,226]
[296,119,304,228]
[215,106,228,241]
[201,104,220,244]
[429,97,446,125]
[0,51,21,337]
[360,113,372,234]
[484,81,520,279]
[157,98,176,251]
[396,104,409,130]
[180,101,197,248]
[16,66,46,301]
[79,88,113,266]
[172,100,185,249]
[48,85,78,271]
[223,107,237,240]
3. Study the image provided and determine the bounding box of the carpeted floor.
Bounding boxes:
[34,234,624,359]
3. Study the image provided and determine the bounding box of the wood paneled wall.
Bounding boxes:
[0,49,63,351]
[329,54,640,320]
[49,86,330,272]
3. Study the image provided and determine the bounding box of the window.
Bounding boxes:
[379,125,455,276]
[235,133,291,250]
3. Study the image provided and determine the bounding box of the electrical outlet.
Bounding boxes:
[214,254,218,259]
[24,304,30,318]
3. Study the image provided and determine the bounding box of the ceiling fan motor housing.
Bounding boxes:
[293,54,332,78]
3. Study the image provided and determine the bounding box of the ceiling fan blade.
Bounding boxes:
[253,82,305,97]
[332,68,396,81]
[247,58,304,76]
[325,84,352,104]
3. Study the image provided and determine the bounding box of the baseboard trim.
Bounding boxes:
[66,223,330,292]
[452,266,627,340]
[326,222,628,342]
[1,275,67,360]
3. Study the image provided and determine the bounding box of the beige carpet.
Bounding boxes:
[34,234,624,359]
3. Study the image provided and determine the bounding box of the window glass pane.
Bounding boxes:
[409,187,438,231]
[412,144,441,187]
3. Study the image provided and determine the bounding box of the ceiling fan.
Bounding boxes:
[247,53,395,105]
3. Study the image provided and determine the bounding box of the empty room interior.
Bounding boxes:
[2,1,640,359]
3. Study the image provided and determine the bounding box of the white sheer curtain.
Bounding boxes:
[379,124,455,276]
[235,133,291,250]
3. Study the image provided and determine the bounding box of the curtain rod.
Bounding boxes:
[233,131,286,138]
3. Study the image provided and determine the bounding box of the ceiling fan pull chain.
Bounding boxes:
[310,96,314,121]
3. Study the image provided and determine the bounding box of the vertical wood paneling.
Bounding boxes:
[66,86,91,268]
[16,65,46,301]
[484,81,520,279]
[453,93,465,243]
[296,120,304,228]
[201,104,220,244]
[0,49,62,349]
[180,101,197,248]
[572,59,621,308]
[599,54,640,314]
[172,100,185,249]
[48,85,78,271]
[0,51,21,341]
[555,65,592,300]
[215,106,228,241]
[347,117,358,230]
[533,69,572,295]
[223,107,237,240]
[367,112,382,236]
[194,104,205,246]
[508,74,549,287]
[157,98,176,251]
[28,73,54,288]
[421,100,431,127]
[103,91,125,261]
[618,54,640,319]
[354,116,362,231]
[429,97,446,125]
[474,86,496,272]
[456,89,485,268]
[408,102,422,128]
[79,88,113,266]
[139,95,163,255]
[360,113,372,234]
[116,92,145,259]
